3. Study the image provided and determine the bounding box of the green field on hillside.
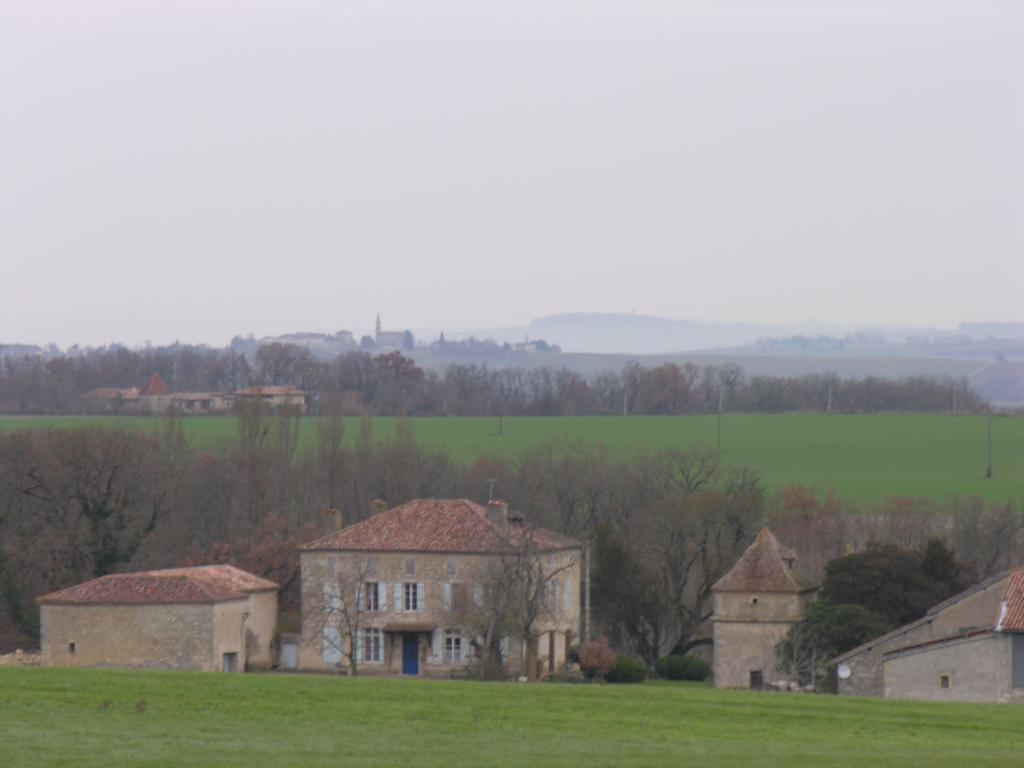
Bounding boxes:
[1,414,1021,504]
[1,668,1023,767]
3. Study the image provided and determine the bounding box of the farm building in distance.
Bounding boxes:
[36,565,278,673]
[298,498,581,679]
[233,385,307,413]
[835,569,1024,703]
[710,528,817,689]
[80,374,304,415]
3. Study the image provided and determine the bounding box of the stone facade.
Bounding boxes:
[836,574,1010,697]
[299,548,581,678]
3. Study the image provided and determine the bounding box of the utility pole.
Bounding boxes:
[716,389,723,453]
[986,412,993,479]
[826,384,832,413]
[583,540,591,642]
[623,391,629,417]
[487,478,498,501]
[953,385,958,416]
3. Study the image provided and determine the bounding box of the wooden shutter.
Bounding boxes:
[443,583,453,611]
[376,582,386,611]
[322,626,341,665]
[356,583,364,611]
[354,630,362,662]
[431,629,443,664]
[417,583,425,612]
[473,584,484,607]
[563,579,573,613]
[394,583,403,612]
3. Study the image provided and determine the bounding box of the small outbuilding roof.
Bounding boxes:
[36,565,278,606]
[300,498,579,554]
[234,385,306,397]
[712,528,816,594]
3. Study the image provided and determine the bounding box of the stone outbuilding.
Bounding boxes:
[711,528,817,689]
[37,565,278,672]
[834,568,1024,702]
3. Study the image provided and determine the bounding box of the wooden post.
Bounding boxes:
[583,540,591,643]
[986,412,993,479]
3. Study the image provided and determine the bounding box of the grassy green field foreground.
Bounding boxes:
[1,413,1021,503]
[1,668,1023,767]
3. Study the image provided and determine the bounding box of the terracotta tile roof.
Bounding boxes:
[300,498,580,554]
[140,373,170,397]
[712,528,816,593]
[998,570,1024,631]
[234,385,306,396]
[36,565,278,606]
[173,392,230,401]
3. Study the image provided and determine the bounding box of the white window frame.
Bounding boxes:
[362,628,383,663]
[444,630,463,664]
[365,582,380,612]
[445,558,457,576]
[404,582,420,612]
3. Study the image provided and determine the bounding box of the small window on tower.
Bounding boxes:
[940,675,951,689]
[68,642,76,655]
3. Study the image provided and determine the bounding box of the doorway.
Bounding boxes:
[402,634,419,675]
[222,652,239,673]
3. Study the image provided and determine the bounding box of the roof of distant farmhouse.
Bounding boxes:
[140,372,170,397]
[172,391,230,401]
[82,387,140,400]
[300,498,580,555]
[37,565,278,606]
[713,528,817,594]
[234,385,306,396]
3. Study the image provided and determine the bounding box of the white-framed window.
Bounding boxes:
[404,559,416,576]
[364,582,380,611]
[362,628,383,663]
[444,630,463,664]
[404,582,421,612]
[445,558,457,576]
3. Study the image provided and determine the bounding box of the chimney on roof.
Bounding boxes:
[486,499,509,527]
[370,499,388,516]
[323,508,343,534]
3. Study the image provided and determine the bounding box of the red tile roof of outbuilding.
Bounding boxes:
[300,498,579,554]
[998,570,1024,632]
[36,565,278,606]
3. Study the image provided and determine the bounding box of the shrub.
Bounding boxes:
[468,658,508,681]
[566,644,581,665]
[605,655,646,684]
[578,638,617,679]
[655,655,711,681]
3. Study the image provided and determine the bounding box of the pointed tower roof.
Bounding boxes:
[140,373,170,396]
[713,528,816,594]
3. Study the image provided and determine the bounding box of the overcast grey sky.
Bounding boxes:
[1,1,1021,348]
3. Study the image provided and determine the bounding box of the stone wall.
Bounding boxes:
[712,590,807,689]
[838,576,1008,697]
[883,633,1024,703]
[40,603,215,671]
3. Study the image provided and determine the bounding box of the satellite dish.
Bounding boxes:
[837,663,851,680]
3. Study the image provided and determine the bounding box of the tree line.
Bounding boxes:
[1,409,1019,660]
[0,342,986,415]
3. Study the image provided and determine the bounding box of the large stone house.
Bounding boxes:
[834,568,1024,702]
[37,565,278,672]
[298,498,581,678]
[711,528,817,689]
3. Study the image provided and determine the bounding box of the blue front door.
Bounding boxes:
[402,634,419,675]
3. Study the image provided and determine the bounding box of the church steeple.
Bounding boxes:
[375,313,381,342]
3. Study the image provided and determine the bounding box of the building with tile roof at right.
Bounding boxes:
[710,528,818,690]
[833,568,1024,702]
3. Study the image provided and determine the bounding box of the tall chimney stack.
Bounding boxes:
[370,499,388,516]
[322,508,342,534]
[486,499,509,527]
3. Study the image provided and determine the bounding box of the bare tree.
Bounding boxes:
[306,556,377,676]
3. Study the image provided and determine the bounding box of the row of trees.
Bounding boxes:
[0,342,986,415]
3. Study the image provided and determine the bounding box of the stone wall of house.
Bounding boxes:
[883,633,1023,703]
[838,576,1009,697]
[40,603,215,671]
[299,548,581,677]
[244,590,279,669]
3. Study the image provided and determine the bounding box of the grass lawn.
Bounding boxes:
[1,668,1023,767]
[1,413,1022,504]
